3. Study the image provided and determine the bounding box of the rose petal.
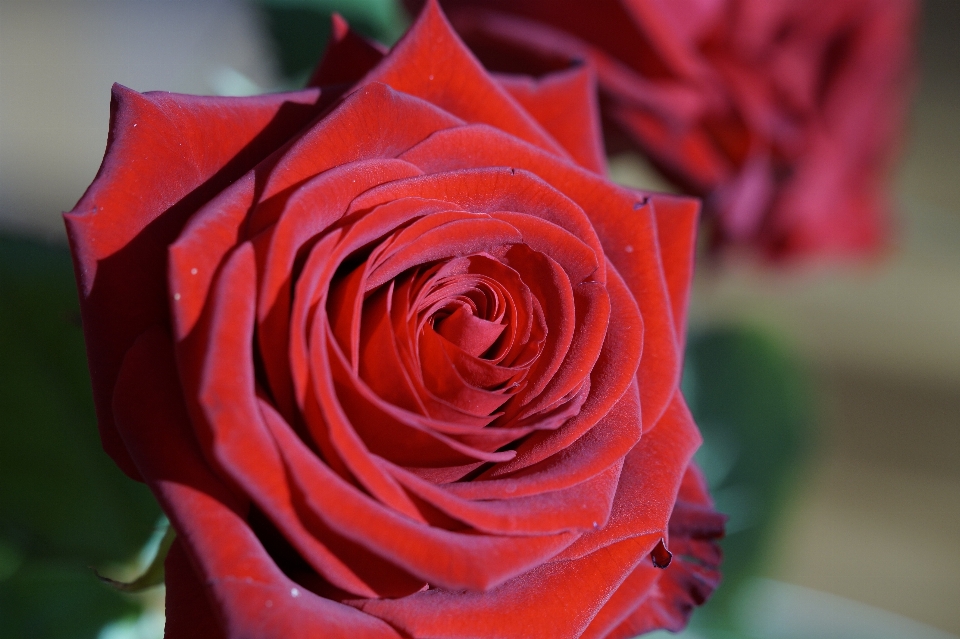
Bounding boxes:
[619,0,709,80]
[353,531,660,639]
[65,85,324,479]
[501,276,605,427]
[398,125,684,428]
[419,0,677,79]
[265,408,581,591]
[553,390,701,563]
[308,13,387,88]
[325,328,518,465]
[169,83,464,340]
[384,459,621,535]
[261,83,465,202]
[647,193,699,347]
[481,263,638,478]
[254,159,424,419]
[273,265,434,517]
[164,538,225,639]
[432,301,507,358]
[327,201,461,368]
[112,327,404,636]
[391,152,606,270]
[448,376,641,502]
[363,0,570,161]
[598,464,724,638]
[497,65,607,174]
[178,244,428,595]
[580,561,663,639]
[418,326,520,416]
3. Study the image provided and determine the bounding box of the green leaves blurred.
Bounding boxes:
[0,234,161,639]
[682,325,815,634]
[255,0,409,83]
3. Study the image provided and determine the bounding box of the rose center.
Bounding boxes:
[432,302,506,359]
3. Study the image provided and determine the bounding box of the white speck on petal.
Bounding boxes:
[173,293,181,301]
[624,245,634,253]
[291,588,300,597]
[190,268,197,275]
[428,74,434,80]
[592,521,599,529]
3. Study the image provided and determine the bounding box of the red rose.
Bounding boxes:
[66,3,723,637]
[417,0,916,260]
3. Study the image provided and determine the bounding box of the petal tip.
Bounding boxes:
[651,538,673,569]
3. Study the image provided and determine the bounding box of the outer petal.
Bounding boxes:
[353,533,660,639]
[180,244,423,597]
[164,538,226,639]
[553,391,702,563]
[112,326,402,639]
[168,83,463,342]
[363,0,571,161]
[647,193,699,345]
[599,464,725,638]
[496,66,607,174]
[65,85,325,478]
[354,391,705,639]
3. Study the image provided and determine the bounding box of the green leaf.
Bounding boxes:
[254,0,410,82]
[681,324,815,630]
[0,233,161,638]
[0,559,142,639]
[97,523,174,593]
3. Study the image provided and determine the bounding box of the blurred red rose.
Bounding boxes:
[65,2,723,637]
[416,0,917,260]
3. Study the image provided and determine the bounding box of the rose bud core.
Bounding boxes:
[65,2,724,637]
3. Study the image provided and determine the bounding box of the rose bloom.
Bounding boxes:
[413,0,917,260]
[66,3,723,638]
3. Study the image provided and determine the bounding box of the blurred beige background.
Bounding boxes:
[687,1,960,634]
[0,0,278,236]
[1,0,958,636]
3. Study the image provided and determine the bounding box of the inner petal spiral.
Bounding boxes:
[433,302,506,358]
[358,253,546,420]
